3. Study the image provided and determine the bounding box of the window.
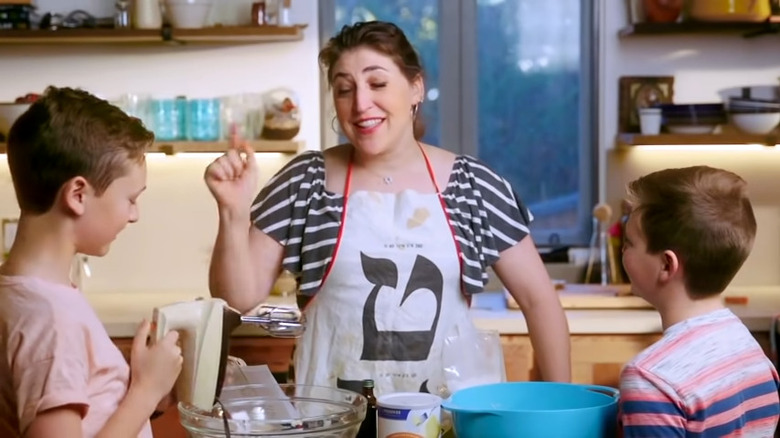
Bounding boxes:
[319,0,597,247]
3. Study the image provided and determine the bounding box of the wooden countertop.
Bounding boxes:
[85,285,780,337]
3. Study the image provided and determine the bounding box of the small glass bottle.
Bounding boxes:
[279,0,291,26]
[356,379,377,438]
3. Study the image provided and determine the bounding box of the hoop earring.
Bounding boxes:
[411,103,419,120]
[331,116,340,134]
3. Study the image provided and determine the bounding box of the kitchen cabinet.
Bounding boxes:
[112,336,295,438]
[0,25,306,45]
[499,335,539,382]
[502,331,772,388]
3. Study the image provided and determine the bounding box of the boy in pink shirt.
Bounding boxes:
[619,166,780,436]
[0,87,183,438]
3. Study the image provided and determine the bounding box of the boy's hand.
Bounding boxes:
[204,125,259,214]
[129,320,183,402]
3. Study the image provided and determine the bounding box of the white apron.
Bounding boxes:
[294,149,474,397]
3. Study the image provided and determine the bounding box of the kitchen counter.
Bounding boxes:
[471,288,780,334]
[86,286,780,338]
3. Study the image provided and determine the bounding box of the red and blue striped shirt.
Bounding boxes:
[620,309,779,437]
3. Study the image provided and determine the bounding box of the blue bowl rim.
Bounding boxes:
[442,382,619,414]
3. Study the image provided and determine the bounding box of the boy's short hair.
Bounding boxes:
[627,166,756,298]
[6,86,153,214]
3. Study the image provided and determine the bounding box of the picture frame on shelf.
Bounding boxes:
[618,76,675,133]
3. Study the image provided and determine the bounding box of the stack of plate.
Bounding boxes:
[657,103,726,134]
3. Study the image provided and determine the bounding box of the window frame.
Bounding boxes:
[318,0,600,247]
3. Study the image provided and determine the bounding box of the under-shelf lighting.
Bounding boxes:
[628,144,775,152]
[145,152,289,160]
[145,152,224,160]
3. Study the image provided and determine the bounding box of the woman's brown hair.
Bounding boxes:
[319,20,426,140]
[627,166,756,298]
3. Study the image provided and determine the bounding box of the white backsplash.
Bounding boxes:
[0,153,294,294]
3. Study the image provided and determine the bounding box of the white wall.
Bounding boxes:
[600,3,780,286]
[0,0,321,295]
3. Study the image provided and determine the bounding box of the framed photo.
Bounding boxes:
[618,76,675,133]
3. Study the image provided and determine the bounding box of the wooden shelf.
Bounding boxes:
[619,17,780,37]
[0,140,303,155]
[616,133,779,148]
[0,25,305,45]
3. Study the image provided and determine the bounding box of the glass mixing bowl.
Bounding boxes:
[179,384,367,438]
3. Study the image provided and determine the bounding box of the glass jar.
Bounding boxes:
[260,87,301,140]
[186,98,222,141]
[179,384,367,438]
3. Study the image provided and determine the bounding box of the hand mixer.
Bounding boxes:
[152,298,305,411]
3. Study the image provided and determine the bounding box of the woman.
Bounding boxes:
[204,21,571,395]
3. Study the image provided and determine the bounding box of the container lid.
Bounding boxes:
[377,392,441,410]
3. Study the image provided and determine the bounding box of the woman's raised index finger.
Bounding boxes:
[228,123,245,151]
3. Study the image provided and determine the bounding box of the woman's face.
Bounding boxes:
[331,46,423,155]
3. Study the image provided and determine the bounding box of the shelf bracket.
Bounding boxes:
[160,23,182,45]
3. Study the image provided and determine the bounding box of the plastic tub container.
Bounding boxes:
[376,392,442,438]
[179,384,367,437]
[442,382,619,438]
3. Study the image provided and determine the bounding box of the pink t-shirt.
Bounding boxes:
[0,275,153,438]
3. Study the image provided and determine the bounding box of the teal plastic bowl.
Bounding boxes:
[442,382,619,438]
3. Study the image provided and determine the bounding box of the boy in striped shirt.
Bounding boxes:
[619,166,780,437]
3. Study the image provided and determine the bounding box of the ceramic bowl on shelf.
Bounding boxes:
[719,85,780,103]
[164,0,214,29]
[731,112,780,135]
[688,0,771,22]
[728,97,780,113]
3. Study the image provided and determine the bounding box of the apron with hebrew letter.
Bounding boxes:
[294,149,473,397]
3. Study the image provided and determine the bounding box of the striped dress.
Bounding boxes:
[250,150,533,296]
[620,308,780,437]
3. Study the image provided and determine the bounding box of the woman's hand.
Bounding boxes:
[204,126,259,214]
[128,320,183,404]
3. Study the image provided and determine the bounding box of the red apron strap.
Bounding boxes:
[419,145,470,304]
